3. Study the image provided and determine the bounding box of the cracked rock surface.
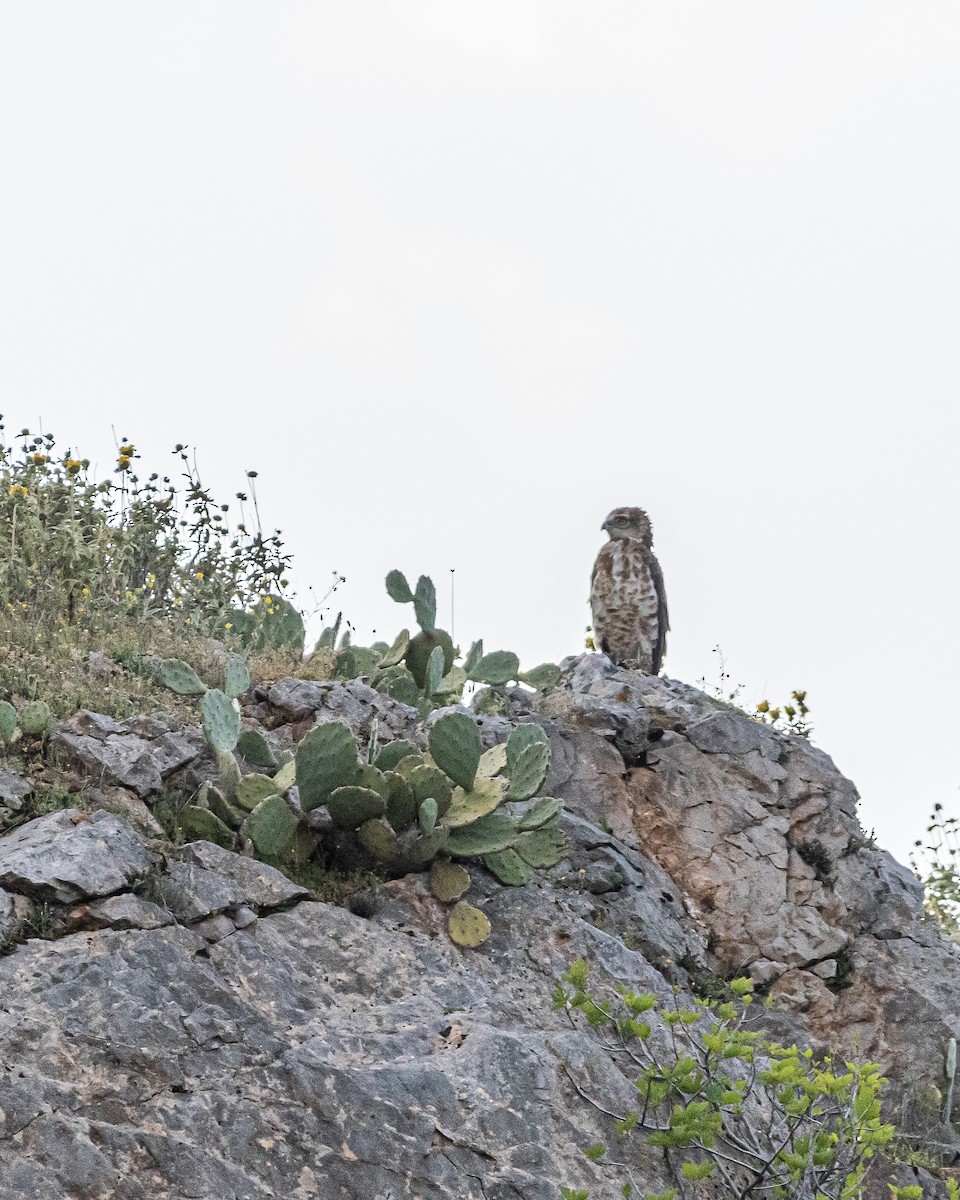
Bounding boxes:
[0,653,957,1198]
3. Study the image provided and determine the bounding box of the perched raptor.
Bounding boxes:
[590,506,669,673]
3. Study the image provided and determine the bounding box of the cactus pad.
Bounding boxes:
[517,797,563,830]
[517,662,561,691]
[358,818,401,862]
[442,778,504,828]
[477,743,508,780]
[413,575,437,632]
[236,729,278,770]
[0,701,16,744]
[425,644,446,697]
[445,811,517,856]
[405,630,454,689]
[419,797,438,836]
[18,700,51,737]
[203,688,241,754]
[429,860,470,902]
[326,785,386,829]
[428,712,483,791]
[448,901,491,947]
[180,805,235,849]
[483,848,533,886]
[385,569,414,604]
[272,758,296,793]
[295,721,359,811]
[408,765,453,816]
[463,639,483,675]
[236,773,281,813]
[374,739,419,772]
[384,773,417,830]
[470,650,520,685]
[159,658,208,695]
[372,664,421,706]
[506,723,550,773]
[224,653,251,700]
[357,764,390,799]
[378,629,410,668]
[204,784,245,830]
[398,826,450,868]
[217,749,242,802]
[247,794,299,859]
[506,740,551,801]
[515,826,566,868]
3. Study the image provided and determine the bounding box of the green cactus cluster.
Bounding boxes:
[159,636,567,949]
[0,698,52,744]
[301,571,560,716]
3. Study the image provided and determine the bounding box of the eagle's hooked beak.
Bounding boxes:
[601,520,612,533]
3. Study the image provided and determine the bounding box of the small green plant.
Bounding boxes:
[755,690,812,738]
[303,570,560,716]
[556,959,902,1199]
[911,804,960,937]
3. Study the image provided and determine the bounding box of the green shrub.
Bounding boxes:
[556,960,904,1199]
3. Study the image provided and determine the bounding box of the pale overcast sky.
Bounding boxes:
[1,3,958,867]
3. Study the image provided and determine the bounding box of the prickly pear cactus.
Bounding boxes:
[159,658,208,695]
[448,901,491,948]
[295,722,359,811]
[326,785,386,830]
[0,701,16,744]
[224,653,251,700]
[202,689,241,753]
[236,729,278,769]
[428,713,482,791]
[18,700,51,738]
[180,805,235,849]
[429,860,470,901]
[247,794,299,859]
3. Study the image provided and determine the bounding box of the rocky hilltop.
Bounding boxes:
[0,654,957,1199]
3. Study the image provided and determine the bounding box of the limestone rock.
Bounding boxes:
[0,810,155,903]
[51,709,204,797]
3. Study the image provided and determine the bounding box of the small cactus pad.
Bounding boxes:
[413,574,437,632]
[428,712,483,791]
[419,797,438,836]
[470,650,520,685]
[517,797,563,830]
[517,663,561,691]
[217,749,242,802]
[506,741,551,801]
[398,826,450,869]
[357,764,390,799]
[236,773,282,813]
[326,785,386,829]
[203,689,241,753]
[395,752,426,779]
[405,630,454,689]
[430,860,470,902]
[159,658,207,695]
[463,639,483,675]
[515,826,566,868]
[385,569,414,604]
[408,765,453,816]
[442,778,505,828]
[435,665,468,699]
[372,665,421,706]
[445,811,517,856]
[378,629,410,668]
[506,724,550,774]
[335,646,381,679]
[180,805,235,849]
[0,701,17,743]
[224,653,251,700]
[476,743,508,780]
[483,848,533,886]
[448,901,491,947]
[384,773,417,830]
[236,729,278,769]
[296,721,359,811]
[358,817,401,862]
[247,794,299,859]
[19,700,52,738]
[374,739,419,772]
[425,644,446,697]
[204,784,245,830]
[272,758,296,793]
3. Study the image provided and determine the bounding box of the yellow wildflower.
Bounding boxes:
[194,571,204,580]
[263,596,273,606]
[65,457,82,474]
[119,443,135,456]
[81,587,91,596]
[31,453,47,465]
